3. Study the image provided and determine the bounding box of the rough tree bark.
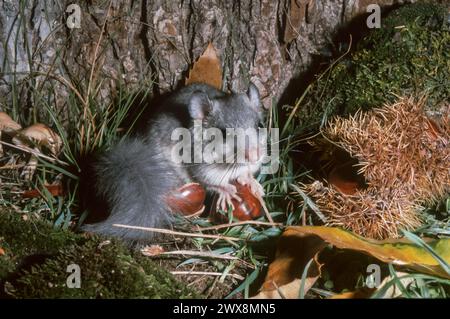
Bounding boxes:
[0,0,415,113]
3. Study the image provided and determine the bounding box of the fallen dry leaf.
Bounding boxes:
[141,245,165,257]
[22,183,64,198]
[185,42,222,90]
[285,226,450,279]
[0,247,5,256]
[255,226,450,299]
[252,231,326,299]
[283,0,306,45]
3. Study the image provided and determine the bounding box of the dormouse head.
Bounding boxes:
[187,83,267,171]
[188,82,263,128]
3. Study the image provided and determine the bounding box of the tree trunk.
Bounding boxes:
[0,0,414,114]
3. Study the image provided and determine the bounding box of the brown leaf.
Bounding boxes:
[283,0,307,45]
[252,231,326,299]
[141,245,165,257]
[255,226,450,299]
[22,184,64,199]
[285,226,450,279]
[0,247,5,256]
[185,43,222,90]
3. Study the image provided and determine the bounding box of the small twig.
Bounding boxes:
[199,220,281,231]
[259,197,274,224]
[159,250,238,260]
[0,140,68,166]
[0,164,26,170]
[171,271,244,281]
[205,277,220,298]
[113,224,243,242]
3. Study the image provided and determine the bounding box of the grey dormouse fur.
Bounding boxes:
[82,83,266,242]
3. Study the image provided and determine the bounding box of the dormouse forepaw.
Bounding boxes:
[214,184,242,212]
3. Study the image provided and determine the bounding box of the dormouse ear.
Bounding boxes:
[247,82,261,111]
[188,92,212,120]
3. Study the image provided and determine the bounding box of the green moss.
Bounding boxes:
[293,2,450,130]
[0,209,77,281]
[0,210,196,298]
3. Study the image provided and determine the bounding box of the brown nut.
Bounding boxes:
[211,182,263,222]
[165,182,206,216]
[231,182,263,221]
[327,158,369,196]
